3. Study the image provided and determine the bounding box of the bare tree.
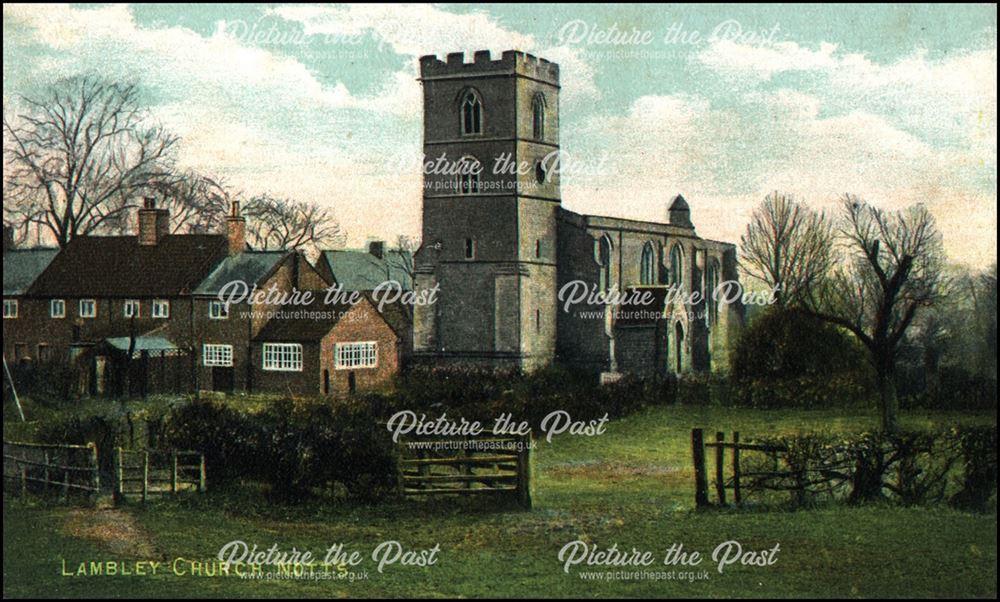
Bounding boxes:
[740,191,834,306]
[806,195,946,432]
[3,76,177,247]
[147,170,232,234]
[243,194,344,255]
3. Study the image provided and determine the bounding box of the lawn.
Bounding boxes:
[3,404,997,598]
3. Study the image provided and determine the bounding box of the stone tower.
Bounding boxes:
[412,50,560,371]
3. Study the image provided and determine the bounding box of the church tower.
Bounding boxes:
[412,50,560,371]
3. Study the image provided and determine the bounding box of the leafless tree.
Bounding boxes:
[740,191,834,306]
[806,195,946,432]
[243,194,343,256]
[3,76,177,247]
[147,170,233,234]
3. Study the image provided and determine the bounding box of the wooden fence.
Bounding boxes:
[691,428,788,508]
[3,440,100,502]
[115,448,206,502]
[396,432,532,509]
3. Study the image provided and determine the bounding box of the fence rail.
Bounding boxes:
[692,428,793,508]
[115,448,206,502]
[396,432,532,509]
[3,440,99,502]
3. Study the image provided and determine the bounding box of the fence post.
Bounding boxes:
[88,442,99,501]
[62,469,70,503]
[43,451,50,491]
[199,454,207,493]
[516,433,532,510]
[691,429,709,508]
[171,450,178,495]
[116,448,124,502]
[715,431,726,506]
[733,431,742,506]
[142,451,149,503]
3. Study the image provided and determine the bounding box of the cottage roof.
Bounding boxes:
[3,248,59,295]
[194,251,288,295]
[27,234,227,297]
[320,249,413,291]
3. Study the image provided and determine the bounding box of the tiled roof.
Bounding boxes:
[27,235,227,297]
[320,249,413,291]
[194,251,288,295]
[3,248,59,295]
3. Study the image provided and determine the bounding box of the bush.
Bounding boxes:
[746,426,997,509]
[162,398,399,502]
[730,307,875,408]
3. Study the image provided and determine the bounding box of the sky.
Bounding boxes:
[3,4,997,266]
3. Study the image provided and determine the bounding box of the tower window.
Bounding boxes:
[640,241,656,285]
[532,93,545,140]
[457,156,481,194]
[535,239,541,259]
[535,161,546,184]
[535,309,541,332]
[461,90,482,135]
[464,238,476,260]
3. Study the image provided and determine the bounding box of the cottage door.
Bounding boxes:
[212,366,234,393]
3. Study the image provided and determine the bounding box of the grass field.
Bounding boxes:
[3,404,997,598]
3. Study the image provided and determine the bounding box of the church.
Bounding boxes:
[412,50,743,378]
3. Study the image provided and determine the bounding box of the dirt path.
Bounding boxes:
[63,500,161,558]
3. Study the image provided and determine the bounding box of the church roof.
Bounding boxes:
[669,194,690,211]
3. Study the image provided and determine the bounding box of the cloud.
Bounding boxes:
[269,3,600,105]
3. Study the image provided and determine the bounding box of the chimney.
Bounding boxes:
[138,197,170,245]
[3,225,13,253]
[368,240,385,259]
[226,200,246,256]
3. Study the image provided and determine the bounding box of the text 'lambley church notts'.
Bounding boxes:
[412,50,744,378]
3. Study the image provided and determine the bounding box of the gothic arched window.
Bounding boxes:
[640,241,656,285]
[456,155,481,194]
[461,90,482,135]
[706,258,720,325]
[532,93,546,140]
[596,234,613,293]
[670,243,684,287]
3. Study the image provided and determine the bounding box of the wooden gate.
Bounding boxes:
[115,448,206,502]
[396,432,532,509]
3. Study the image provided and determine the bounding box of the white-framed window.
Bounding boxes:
[124,299,140,319]
[152,299,170,319]
[262,343,302,371]
[3,299,17,319]
[79,299,97,319]
[208,300,229,320]
[50,299,65,318]
[203,344,233,367]
[335,341,377,369]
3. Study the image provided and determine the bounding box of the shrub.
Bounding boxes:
[731,307,875,408]
[746,427,996,509]
[162,398,400,502]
